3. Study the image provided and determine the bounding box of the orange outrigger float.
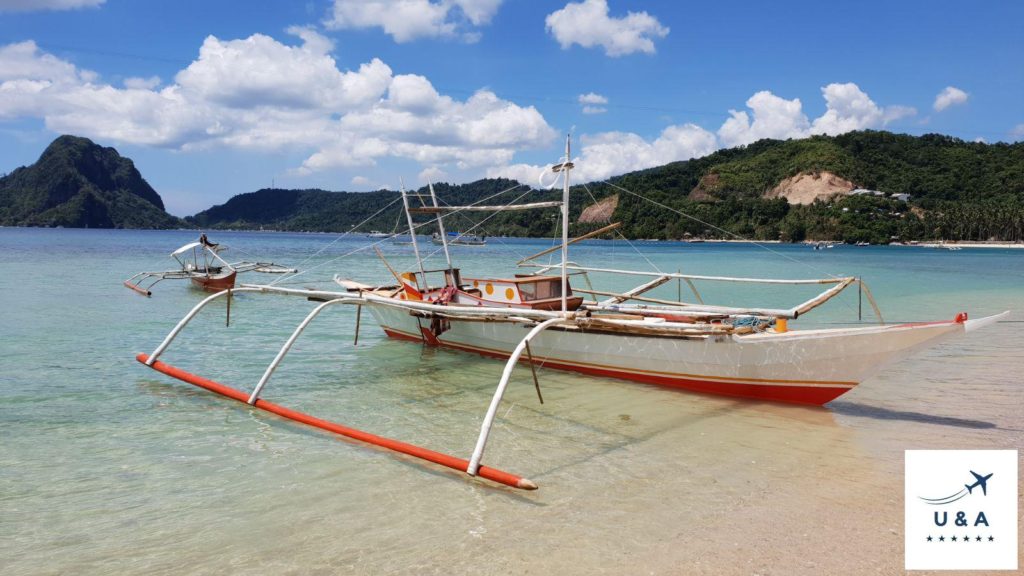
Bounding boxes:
[136,352,536,489]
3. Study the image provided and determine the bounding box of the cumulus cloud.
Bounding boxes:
[718,83,916,146]
[578,92,607,105]
[491,123,716,184]
[123,76,161,90]
[546,0,668,57]
[578,92,608,114]
[1010,124,1024,141]
[324,0,504,43]
[718,91,808,147]
[933,86,968,111]
[0,0,103,12]
[0,33,555,172]
[418,166,447,182]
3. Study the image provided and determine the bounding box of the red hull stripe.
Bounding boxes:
[382,328,851,406]
[136,353,536,490]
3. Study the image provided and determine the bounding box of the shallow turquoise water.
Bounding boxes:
[1,228,1021,574]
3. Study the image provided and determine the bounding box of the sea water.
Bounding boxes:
[1,228,1021,575]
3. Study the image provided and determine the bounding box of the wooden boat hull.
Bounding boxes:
[364,303,971,405]
[191,270,237,292]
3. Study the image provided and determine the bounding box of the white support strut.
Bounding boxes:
[146,287,263,365]
[467,317,566,476]
[247,297,359,404]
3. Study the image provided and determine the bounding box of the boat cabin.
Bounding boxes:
[395,268,582,311]
[460,275,583,311]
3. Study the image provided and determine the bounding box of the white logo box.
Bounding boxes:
[905,450,1018,570]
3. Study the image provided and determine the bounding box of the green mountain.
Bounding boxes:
[0,135,181,228]
[189,131,1024,243]
[597,131,1024,243]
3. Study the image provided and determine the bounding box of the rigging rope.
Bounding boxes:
[272,182,530,284]
[600,179,844,281]
[580,181,663,274]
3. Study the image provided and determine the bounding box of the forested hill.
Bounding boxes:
[190,131,1024,243]
[598,131,1024,242]
[0,135,181,228]
[186,178,536,234]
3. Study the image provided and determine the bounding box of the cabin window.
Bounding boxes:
[519,279,562,301]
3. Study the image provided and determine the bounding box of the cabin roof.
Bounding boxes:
[464,275,563,285]
[171,241,203,256]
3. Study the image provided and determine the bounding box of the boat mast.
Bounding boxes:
[399,178,427,288]
[428,181,453,271]
[557,135,573,313]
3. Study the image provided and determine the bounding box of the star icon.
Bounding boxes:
[939,536,945,542]
[951,536,957,542]
[926,535,933,542]
[988,535,995,542]
[975,535,982,542]
[963,535,969,543]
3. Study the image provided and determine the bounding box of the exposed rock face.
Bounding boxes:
[766,171,855,205]
[578,194,618,223]
[688,173,720,201]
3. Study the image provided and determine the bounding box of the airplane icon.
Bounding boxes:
[965,471,993,495]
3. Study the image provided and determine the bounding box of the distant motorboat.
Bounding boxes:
[434,232,486,246]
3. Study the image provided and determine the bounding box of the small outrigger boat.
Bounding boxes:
[134,138,1006,490]
[123,235,296,296]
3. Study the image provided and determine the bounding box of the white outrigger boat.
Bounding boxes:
[135,138,1006,490]
[124,235,296,296]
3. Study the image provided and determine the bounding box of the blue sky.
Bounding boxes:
[1,0,1021,215]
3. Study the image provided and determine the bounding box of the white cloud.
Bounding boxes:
[490,123,716,184]
[718,91,808,147]
[579,92,608,114]
[810,82,887,135]
[175,30,389,111]
[418,166,447,182]
[933,86,968,112]
[0,0,103,12]
[546,0,668,57]
[578,92,608,105]
[1010,124,1024,141]
[284,25,336,54]
[123,76,161,90]
[974,137,986,143]
[351,175,372,186]
[881,105,917,125]
[324,0,504,43]
[718,83,917,146]
[0,34,555,172]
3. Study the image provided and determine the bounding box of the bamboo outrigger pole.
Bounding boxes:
[516,221,621,265]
